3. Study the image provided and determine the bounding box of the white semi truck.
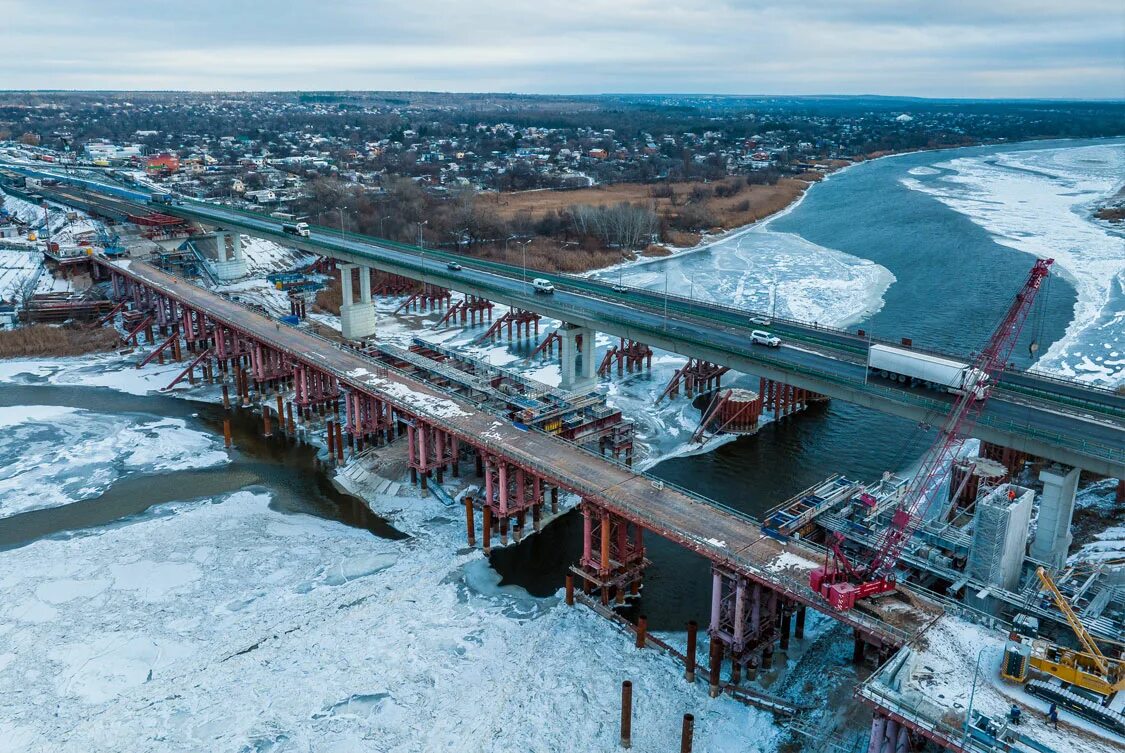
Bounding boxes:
[867,344,989,400]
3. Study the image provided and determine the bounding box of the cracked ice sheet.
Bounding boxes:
[0,490,779,752]
[900,142,1125,386]
[0,405,228,519]
[0,352,225,399]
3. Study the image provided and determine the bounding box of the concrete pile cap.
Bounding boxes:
[964,456,1008,479]
[724,388,760,403]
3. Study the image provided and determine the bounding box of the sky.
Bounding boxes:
[1,0,1123,98]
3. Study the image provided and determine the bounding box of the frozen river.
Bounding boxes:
[0,138,1120,751]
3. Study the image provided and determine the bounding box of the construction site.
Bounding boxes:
[0,163,1122,753]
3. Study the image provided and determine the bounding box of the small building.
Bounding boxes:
[145,154,180,175]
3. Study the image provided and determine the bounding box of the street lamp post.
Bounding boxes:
[379,214,391,239]
[418,220,429,283]
[663,266,670,331]
[962,646,989,749]
[519,239,531,287]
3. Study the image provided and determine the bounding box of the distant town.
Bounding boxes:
[3,92,1122,272]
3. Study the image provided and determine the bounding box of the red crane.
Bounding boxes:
[810,258,1054,610]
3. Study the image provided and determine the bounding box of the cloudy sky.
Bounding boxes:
[2,0,1122,98]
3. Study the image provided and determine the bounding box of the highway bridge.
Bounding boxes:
[5,165,1123,477]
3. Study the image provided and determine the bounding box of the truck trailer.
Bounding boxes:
[867,344,989,400]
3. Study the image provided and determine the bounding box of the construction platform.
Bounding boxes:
[360,337,633,459]
[859,613,1124,753]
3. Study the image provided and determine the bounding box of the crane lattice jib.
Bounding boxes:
[1035,566,1110,675]
[866,258,1054,581]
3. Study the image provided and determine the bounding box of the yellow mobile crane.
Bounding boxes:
[1019,567,1124,696]
[1002,567,1125,733]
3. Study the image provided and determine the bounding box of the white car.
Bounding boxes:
[531,278,555,294]
[750,329,781,347]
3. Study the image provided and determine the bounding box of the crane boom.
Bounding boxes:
[811,258,1054,610]
[1035,566,1110,675]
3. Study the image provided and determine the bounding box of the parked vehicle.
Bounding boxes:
[446,261,463,271]
[531,278,555,294]
[750,329,781,347]
[282,222,310,238]
[867,344,989,400]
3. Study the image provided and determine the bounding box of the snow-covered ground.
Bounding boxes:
[0,483,779,752]
[1070,477,1125,566]
[901,141,1125,386]
[0,404,228,519]
[0,188,45,226]
[240,235,317,277]
[0,247,45,301]
[885,615,1124,753]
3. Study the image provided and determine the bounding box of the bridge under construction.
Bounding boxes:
[97,257,944,679]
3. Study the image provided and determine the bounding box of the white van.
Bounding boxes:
[531,278,555,294]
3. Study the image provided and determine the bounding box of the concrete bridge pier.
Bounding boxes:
[1029,464,1079,570]
[339,263,376,340]
[211,230,246,280]
[559,322,596,391]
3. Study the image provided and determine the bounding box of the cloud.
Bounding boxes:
[0,0,1121,97]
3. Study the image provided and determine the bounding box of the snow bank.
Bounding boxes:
[240,235,317,276]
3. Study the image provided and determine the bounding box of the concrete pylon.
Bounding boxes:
[1031,464,1079,570]
[559,322,595,391]
[339,263,376,340]
[212,231,246,280]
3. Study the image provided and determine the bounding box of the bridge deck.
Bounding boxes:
[112,258,943,645]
